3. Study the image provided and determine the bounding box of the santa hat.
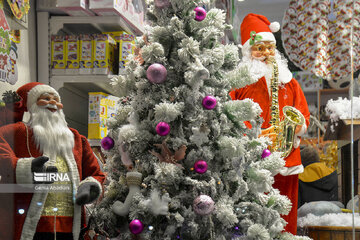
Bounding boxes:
[16,82,60,112]
[240,13,280,55]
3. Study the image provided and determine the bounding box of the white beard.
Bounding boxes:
[27,103,74,158]
[239,49,293,89]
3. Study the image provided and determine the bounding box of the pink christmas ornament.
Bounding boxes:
[193,195,215,215]
[146,63,167,84]
[202,96,217,110]
[194,160,208,174]
[194,7,206,21]
[154,0,171,8]
[261,149,271,159]
[129,219,144,235]
[156,122,170,136]
[101,136,114,150]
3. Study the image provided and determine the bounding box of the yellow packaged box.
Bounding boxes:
[92,34,116,75]
[51,35,66,75]
[79,34,93,74]
[65,35,80,74]
[103,31,135,75]
[88,92,119,139]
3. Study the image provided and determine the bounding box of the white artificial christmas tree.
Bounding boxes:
[92,1,311,239]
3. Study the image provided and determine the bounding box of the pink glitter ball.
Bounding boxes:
[261,149,271,159]
[202,96,217,110]
[194,160,208,174]
[194,7,207,21]
[156,122,170,136]
[129,219,144,235]
[193,195,215,215]
[100,136,114,150]
[146,63,167,84]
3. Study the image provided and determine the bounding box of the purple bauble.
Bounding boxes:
[261,149,271,159]
[194,160,208,174]
[194,7,207,21]
[154,0,171,8]
[156,122,170,136]
[147,63,167,84]
[129,219,144,235]
[202,96,217,110]
[101,136,114,150]
[193,195,215,215]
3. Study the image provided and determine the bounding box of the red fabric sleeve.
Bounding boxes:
[80,135,105,186]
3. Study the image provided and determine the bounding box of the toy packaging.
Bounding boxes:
[65,35,80,74]
[56,0,95,16]
[89,0,144,29]
[79,34,93,74]
[89,0,121,16]
[88,92,120,139]
[103,31,135,75]
[93,34,117,75]
[51,35,66,75]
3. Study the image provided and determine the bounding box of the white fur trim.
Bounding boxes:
[279,164,304,176]
[16,157,35,185]
[27,85,60,110]
[269,21,280,32]
[78,176,103,201]
[20,192,48,240]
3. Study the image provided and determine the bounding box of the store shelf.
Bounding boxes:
[49,15,144,36]
[50,75,117,96]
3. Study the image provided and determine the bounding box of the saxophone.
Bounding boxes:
[268,58,305,158]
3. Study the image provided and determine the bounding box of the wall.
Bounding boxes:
[0,0,36,95]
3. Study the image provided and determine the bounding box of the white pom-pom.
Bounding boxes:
[269,21,280,32]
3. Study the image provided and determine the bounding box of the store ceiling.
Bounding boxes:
[235,0,290,24]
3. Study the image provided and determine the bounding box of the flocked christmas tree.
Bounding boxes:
[92,0,311,239]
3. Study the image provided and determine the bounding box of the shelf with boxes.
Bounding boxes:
[36,3,144,141]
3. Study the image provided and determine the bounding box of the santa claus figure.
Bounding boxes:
[230,13,310,234]
[0,82,105,240]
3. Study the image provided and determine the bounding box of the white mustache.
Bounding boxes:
[40,104,58,110]
[253,56,266,61]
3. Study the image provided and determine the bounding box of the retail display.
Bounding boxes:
[90,1,311,239]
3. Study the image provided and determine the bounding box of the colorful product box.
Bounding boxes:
[65,35,80,75]
[51,35,66,75]
[79,34,94,74]
[89,0,121,16]
[89,0,144,29]
[103,31,135,74]
[57,0,95,16]
[88,92,119,139]
[93,34,117,75]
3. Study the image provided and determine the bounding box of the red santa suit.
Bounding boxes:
[231,13,311,235]
[0,82,105,240]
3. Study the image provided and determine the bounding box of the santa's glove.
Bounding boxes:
[75,182,100,205]
[31,156,58,184]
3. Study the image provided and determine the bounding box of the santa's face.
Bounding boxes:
[250,41,276,63]
[29,94,73,156]
[36,93,63,112]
